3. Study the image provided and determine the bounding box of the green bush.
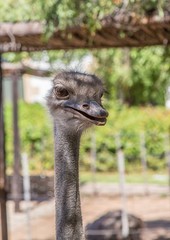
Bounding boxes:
[5,101,170,172]
[5,101,54,171]
[80,102,170,172]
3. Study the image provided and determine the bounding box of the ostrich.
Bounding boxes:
[47,70,108,240]
[86,211,143,240]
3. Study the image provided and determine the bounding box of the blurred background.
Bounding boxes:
[0,1,170,240]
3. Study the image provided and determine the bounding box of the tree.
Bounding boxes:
[2,0,170,106]
[93,46,170,106]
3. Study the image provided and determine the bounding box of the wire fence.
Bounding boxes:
[5,131,170,240]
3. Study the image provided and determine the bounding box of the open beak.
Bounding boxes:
[64,100,108,126]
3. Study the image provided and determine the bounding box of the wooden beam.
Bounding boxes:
[0,54,8,240]
[11,71,22,212]
[1,17,170,52]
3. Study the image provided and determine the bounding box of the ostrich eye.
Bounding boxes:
[54,87,69,99]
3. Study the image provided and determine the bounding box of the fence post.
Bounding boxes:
[139,132,148,195]
[115,133,129,238]
[12,70,22,212]
[21,153,32,240]
[0,54,8,240]
[91,131,97,195]
[164,133,170,194]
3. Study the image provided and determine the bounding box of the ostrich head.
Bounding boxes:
[47,71,108,131]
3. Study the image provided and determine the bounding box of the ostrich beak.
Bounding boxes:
[64,100,108,126]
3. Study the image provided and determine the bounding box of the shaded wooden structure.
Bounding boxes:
[0,14,170,53]
[0,12,170,240]
[0,62,53,240]
[2,62,52,77]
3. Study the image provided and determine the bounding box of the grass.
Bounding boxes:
[80,171,169,185]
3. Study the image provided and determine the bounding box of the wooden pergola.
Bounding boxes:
[0,14,170,52]
[1,12,170,240]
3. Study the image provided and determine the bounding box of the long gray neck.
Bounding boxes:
[54,122,84,240]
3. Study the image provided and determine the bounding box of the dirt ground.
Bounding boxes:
[8,194,170,240]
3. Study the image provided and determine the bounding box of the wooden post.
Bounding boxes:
[164,133,170,194]
[12,71,22,212]
[0,54,8,240]
[115,133,129,238]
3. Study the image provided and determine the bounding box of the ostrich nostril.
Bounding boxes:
[82,103,90,110]
[100,109,109,117]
